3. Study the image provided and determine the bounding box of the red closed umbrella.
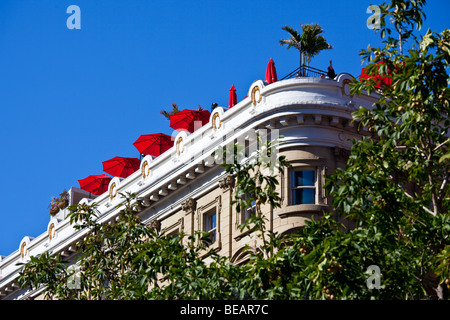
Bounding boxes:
[133,133,174,157]
[229,84,237,108]
[265,57,277,84]
[78,174,112,196]
[102,156,141,178]
[170,109,211,133]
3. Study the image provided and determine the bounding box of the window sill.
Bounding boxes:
[200,233,221,256]
[276,204,329,218]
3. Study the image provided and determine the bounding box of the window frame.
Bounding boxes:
[197,195,222,251]
[289,167,318,205]
[241,193,257,223]
[204,208,217,244]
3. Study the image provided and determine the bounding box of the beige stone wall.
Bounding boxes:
[154,144,350,264]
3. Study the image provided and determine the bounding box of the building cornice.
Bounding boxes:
[0,74,379,298]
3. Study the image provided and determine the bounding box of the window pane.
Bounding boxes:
[292,188,315,205]
[211,213,216,229]
[292,170,315,187]
[206,213,216,230]
[243,210,252,222]
[205,211,217,244]
[210,230,216,243]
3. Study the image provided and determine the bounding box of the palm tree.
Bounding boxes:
[279,25,304,73]
[160,103,181,120]
[280,23,332,76]
[301,23,332,71]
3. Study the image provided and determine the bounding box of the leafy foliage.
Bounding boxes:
[16,0,450,300]
[160,102,181,120]
[17,138,293,300]
[280,23,332,72]
[322,0,450,299]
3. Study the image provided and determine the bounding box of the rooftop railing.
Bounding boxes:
[281,65,330,80]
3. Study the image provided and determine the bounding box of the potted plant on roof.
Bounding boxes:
[57,190,69,209]
[280,23,332,76]
[48,197,60,216]
[48,190,69,216]
[160,103,181,120]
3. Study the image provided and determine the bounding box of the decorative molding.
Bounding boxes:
[176,137,184,156]
[276,204,329,218]
[141,160,149,178]
[251,85,262,106]
[48,223,55,240]
[109,182,117,200]
[181,198,196,214]
[341,78,353,97]
[140,155,153,180]
[174,131,188,157]
[20,242,27,259]
[1,75,383,299]
[162,218,184,236]
[219,175,235,190]
[212,112,222,131]
[19,236,33,259]
[149,219,161,232]
[47,218,61,242]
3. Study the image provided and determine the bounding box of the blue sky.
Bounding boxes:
[0,0,448,256]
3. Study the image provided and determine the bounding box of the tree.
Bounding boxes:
[280,23,332,75]
[315,0,450,299]
[16,138,292,300]
[239,0,450,300]
[16,0,450,301]
[301,23,333,70]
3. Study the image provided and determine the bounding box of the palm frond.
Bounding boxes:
[279,39,297,49]
[160,103,181,120]
[280,23,332,70]
[281,25,301,41]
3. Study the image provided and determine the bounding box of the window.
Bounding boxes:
[291,169,316,205]
[166,230,180,239]
[204,209,217,244]
[242,193,256,223]
[197,195,221,250]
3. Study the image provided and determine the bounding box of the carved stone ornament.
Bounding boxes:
[219,175,235,190]
[212,112,222,131]
[176,137,185,156]
[251,86,262,106]
[341,78,353,97]
[109,182,117,200]
[149,219,161,232]
[181,198,196,213]
[20,242,27,258]
[141,160,149,178]
[48,223,55,240]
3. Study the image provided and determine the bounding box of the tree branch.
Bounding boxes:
[433,138,450,152]
[402,189,436,216]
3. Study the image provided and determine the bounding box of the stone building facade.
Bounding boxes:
[0,73,378,299]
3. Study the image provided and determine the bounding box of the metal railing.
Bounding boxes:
[280,65,329,80]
